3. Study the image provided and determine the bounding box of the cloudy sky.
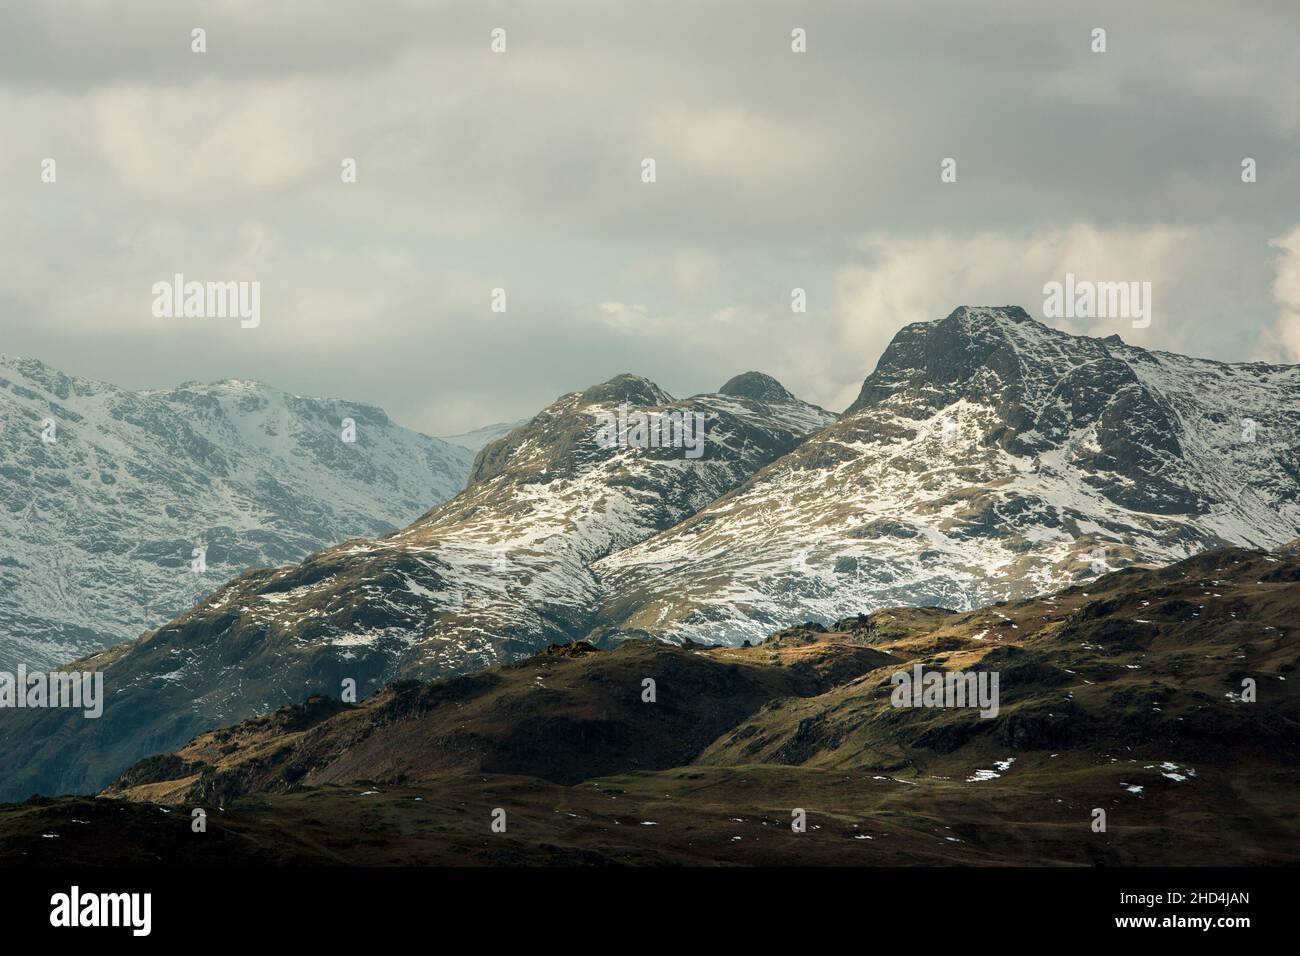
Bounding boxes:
[3,0,1299,434]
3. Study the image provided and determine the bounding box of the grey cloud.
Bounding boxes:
[1,0,1297,434]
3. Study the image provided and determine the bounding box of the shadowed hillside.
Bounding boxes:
[4,544,1295,866]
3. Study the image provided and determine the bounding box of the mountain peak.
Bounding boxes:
[580,373,674,407]
[717,371,796,403]
[946,304,1039,327]
[200,378,274,392]
[846,304,1077,416]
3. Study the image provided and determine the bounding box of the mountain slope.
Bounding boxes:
[73,544,1300,867]
[591,306,1300,645]
[0,355,473,669]
[0,372,833,800]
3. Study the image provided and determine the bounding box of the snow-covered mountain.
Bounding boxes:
[0,372,833,800]
[590,306,1300,645]
[187,371,833,681]
[0,355,473,669]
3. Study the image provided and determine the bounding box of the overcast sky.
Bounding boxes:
[3,0,1299,434]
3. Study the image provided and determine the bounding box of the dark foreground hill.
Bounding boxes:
[3,544,1297,866]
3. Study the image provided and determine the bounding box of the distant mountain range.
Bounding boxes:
[0,356,473,669]
[3,305,1299,803]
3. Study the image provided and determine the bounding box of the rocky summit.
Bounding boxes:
[592,306,1300,645]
